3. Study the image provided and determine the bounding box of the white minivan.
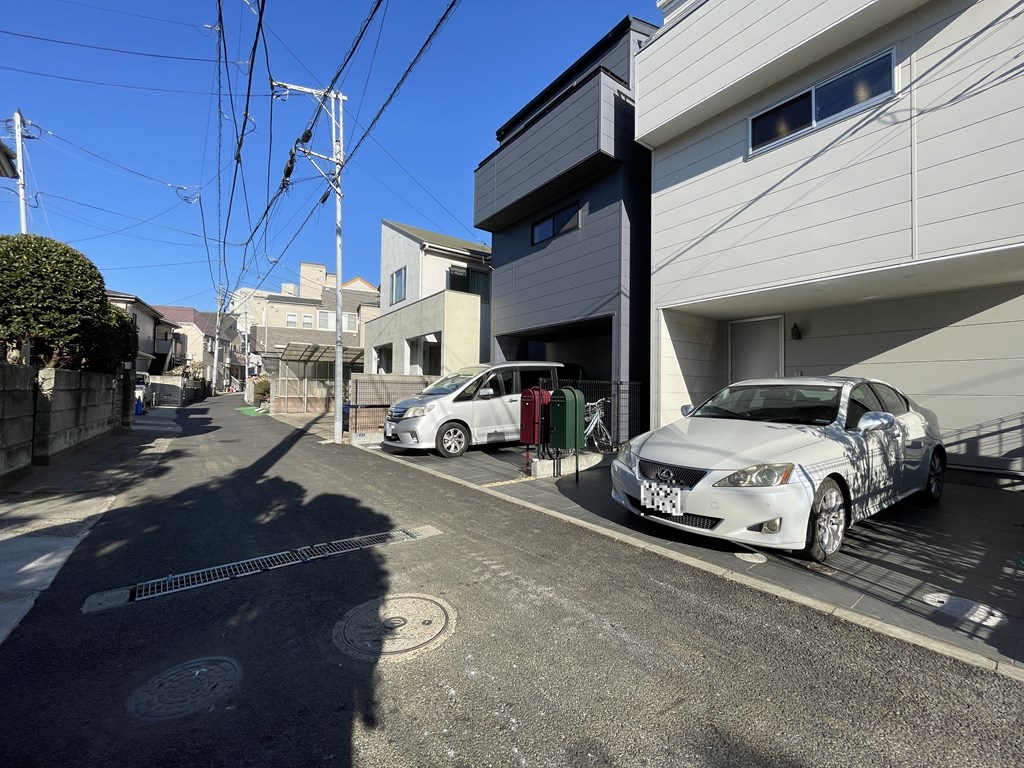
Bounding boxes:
[382,362,564,457]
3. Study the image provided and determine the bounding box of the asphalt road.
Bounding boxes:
[0,398,1020,767]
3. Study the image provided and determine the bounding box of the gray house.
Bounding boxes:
[635,0,1024,476]
[474,16,659,395]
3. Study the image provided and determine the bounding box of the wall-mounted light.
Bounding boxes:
[791,323,802,340]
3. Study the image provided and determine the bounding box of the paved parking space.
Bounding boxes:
[271,412,1024,677]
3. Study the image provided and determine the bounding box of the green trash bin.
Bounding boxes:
[549,387,584,452]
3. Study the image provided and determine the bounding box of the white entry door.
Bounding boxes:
[729,316,783,383]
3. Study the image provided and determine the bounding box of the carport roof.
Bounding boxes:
[268,341,363,365]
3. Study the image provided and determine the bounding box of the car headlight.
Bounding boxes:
[714,463,794,487]
[403,404,434,419]
[616,440,639,470]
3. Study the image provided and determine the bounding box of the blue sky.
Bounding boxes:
[1,0,661,312]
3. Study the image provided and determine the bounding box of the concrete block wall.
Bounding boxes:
[33,368,118,464]
[0,363,36,485]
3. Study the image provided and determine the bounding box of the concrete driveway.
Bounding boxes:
[341,432,1023,678]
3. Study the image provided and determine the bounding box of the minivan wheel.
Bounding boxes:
[437,422,469,458]
[805,478,846,563]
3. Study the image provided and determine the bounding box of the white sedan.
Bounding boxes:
[611,377,945,561]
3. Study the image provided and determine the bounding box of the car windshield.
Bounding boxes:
[692,384,841,425]
[421,366,490,395]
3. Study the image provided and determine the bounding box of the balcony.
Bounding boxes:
[474,68,634,232]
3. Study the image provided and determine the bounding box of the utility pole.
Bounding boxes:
[211,285,224,395]
[272,81,347,444]
[14,110,28,233]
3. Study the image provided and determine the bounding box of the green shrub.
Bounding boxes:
[253,377,270,402]
[0,234,129,370]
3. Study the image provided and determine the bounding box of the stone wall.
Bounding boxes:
[0,363,36,485]
[33,368,119,465]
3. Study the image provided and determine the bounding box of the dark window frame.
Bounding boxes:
[531,202,580,246]
[390,266,407,305]
[749,49,895,155]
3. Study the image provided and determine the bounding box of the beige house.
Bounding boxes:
[364,220,492,377]
[230,264,380,413]
[106,290,181,375]
[636,0,1024,475]
[153,306,235,388]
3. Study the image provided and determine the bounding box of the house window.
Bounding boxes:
[286,313,297,328]
[532,203,580,246]
[302,314,313,329]
[317,310,335,330]
[750,50,894,153]
[448,266,490,303]
[342,313,358,333]
[390,267,407,305]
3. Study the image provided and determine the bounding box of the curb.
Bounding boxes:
[358,444,1023,683]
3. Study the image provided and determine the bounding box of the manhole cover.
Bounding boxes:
[127,657,241,723]
[334,594,456,662]
[735,552,768,564]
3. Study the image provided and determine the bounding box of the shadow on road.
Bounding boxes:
[0,411,391,767]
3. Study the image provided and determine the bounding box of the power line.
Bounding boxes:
[0,64,261,95]
[38,192,241,244]
[343,0,463,171]
[0,28,231,63]
[53,0,213,32]
[41,129,192,190]
[102,259,209,270]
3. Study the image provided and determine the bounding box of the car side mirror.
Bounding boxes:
[681,404,696,417]
[479,387,494,399]
[856,411,894,432]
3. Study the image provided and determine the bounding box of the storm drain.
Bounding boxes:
[130,526,441,602]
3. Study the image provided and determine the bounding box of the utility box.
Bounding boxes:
[519,386,551,446]
[549,387,584,451]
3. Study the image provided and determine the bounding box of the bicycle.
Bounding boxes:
[583,398,614,453]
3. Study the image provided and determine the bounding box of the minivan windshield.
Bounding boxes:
[421,365,490,396]
[692,384,841,425]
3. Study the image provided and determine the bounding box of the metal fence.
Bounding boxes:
[540,378,644,448]
[349,374,432,433]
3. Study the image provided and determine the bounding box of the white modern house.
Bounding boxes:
[635,0,1024,475]
[364,220,492,377]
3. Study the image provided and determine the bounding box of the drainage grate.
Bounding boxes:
[131,526,440,602]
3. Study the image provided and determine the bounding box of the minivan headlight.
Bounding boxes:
[714,463,794,487]
[403,404,434,420]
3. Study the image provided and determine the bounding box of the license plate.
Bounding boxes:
[384,422,395,437]
[641,481,684,515]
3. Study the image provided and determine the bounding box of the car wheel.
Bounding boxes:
[918,449,945,506]
[806,478,846,562]
[436,422,469,458]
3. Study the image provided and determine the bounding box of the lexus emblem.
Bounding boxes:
[656,468,674,482]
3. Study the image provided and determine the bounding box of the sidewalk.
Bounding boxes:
[0,408,177,645]
[271,411,1024,679]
